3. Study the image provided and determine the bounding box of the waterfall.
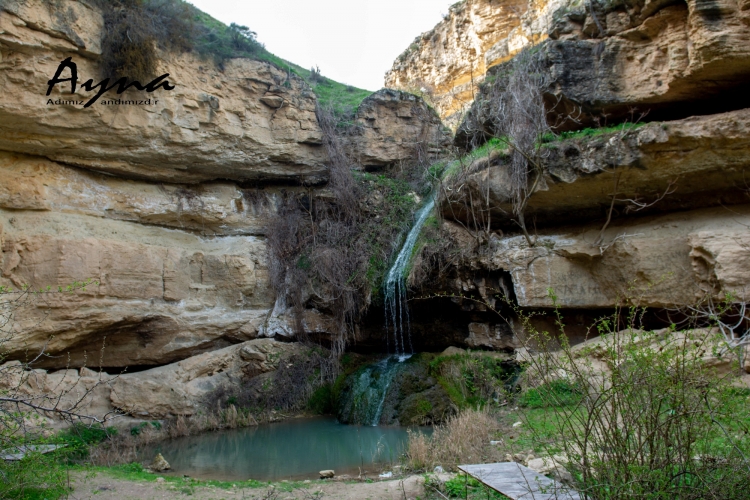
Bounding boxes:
[337,356,402,426]
[383,197,436,358]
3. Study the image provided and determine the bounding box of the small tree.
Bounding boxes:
[0,280,118,498]
[677,291,750,376]
[458,48,553,245]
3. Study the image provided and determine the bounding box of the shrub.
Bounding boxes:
[58,423,116,458]
[267,106,423,358]
[519,294,750,499]
[429,354,517,409]
[98,0,194,80]
[405,407,501,471]
[307,383,333,414]
[209,350,336,415]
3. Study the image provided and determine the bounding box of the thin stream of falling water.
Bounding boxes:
[383,197,435,358]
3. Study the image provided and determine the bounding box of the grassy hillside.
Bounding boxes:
[94,0,373,114]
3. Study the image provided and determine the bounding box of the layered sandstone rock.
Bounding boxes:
[0,152,284,236]
[390,0,750,129]
[385,0,564,125]
[0,0,327,184]
[540,0,750,124]
[440,204,750,309]
[453,0,750,138]
[0,207,274,368]
[429,112,749,326]
[0,338,303,420]
[443,108,750,229]
[0,0,457,375]
[342,89,452,169]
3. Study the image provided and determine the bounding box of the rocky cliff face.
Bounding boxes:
[3,0,749,426]
[388,0,750,128]
[343,89,452,170]
[541,0,750,124]
[385,0,564,126]
[384,2,750,361]
[430,109,750,340]
[0,1,445,386]
[0,0,327,184]
[445,109,750,229]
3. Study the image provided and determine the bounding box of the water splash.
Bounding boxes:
[337,355,408,426]
[384,197,436,356]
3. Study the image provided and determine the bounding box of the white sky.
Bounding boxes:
[187,0,456,91]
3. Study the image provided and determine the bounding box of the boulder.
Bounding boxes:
[0,339,309,422]
[109,339,304,418]
[151,453,171,472]
[342,89,451,169]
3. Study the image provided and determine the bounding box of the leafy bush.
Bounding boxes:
[58,423,116,458]
[0,452,70,500]
[519,293,750,499]
[210,350,336,416]
[307,383,333,414]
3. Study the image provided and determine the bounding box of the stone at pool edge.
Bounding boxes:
[319,470,335,479]
[151,453,171,472]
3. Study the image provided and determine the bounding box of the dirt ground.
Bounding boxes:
[69,471,429,500]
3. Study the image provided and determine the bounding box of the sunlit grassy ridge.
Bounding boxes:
[188,4,374,112]
[93,0,374,114]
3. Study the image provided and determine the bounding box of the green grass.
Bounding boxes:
[540,122,647,143]
[519,380,583,409]
[500,405,566,454]
[249,52,372,116]
[78,463,322,492]
[308,77,373,118]
[505,380,750,456]
[442,137,508,179]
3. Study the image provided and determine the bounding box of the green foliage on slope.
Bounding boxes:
[89,0,372,111]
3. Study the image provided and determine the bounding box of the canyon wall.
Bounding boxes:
[385,0,564,126]
[2,0,749,423]
[383,0,750,353]
[387,0,750,128]
[0,0,449,420]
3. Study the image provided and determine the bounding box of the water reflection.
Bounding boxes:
[141,416,431,481]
